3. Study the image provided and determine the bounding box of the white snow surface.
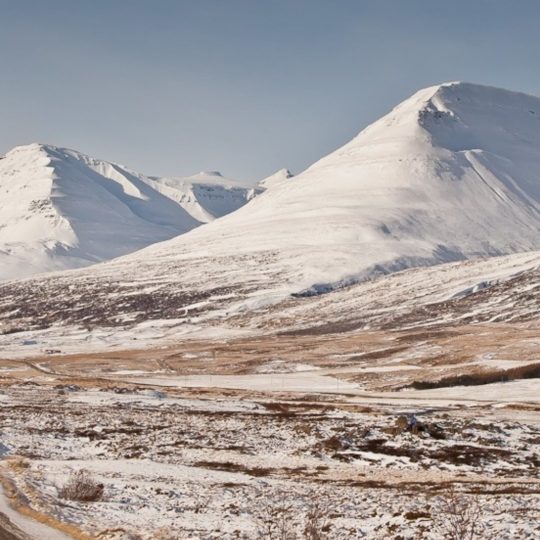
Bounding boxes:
[0,145,259,280]
[148,170,261,224]
[4,82,540,290]
[257,168,294,189]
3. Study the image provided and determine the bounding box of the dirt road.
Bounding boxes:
[0,513,29,540]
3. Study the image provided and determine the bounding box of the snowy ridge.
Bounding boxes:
[257,168,294,189]
[148,171,261,224]
[0,145,258,279]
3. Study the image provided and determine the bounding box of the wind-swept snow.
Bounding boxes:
[0,144,200,280]
[84,82,540,296]
[149,81,540,295]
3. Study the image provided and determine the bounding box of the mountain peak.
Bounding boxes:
[402,81,540,123]
[198,170,222,177]
[1,82,539,333]
[5,142,48,157]
[182,170,253,189]
[311,81,540,173]
[143,79,539,294]
[0,144,260,279]
[8,142,68,155]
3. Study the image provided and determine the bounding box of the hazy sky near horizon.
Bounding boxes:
[2,1,540,182]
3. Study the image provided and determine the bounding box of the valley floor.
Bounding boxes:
[0,324,538,539]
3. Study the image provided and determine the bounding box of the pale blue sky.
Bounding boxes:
[2,1,540,182]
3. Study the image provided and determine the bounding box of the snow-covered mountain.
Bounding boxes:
[114,81,540,295]
[0,144,258,279]
[148,171,261,224]
[1,82,539,344]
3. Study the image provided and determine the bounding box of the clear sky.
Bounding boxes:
[2,0,540,183]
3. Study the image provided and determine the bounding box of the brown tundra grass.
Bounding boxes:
[58,469,104,502]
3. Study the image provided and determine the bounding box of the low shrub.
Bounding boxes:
[58,469,104,502]
[407,362,540,390]
[432,486,484,540]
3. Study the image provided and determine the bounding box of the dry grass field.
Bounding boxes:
[0,321,538,538]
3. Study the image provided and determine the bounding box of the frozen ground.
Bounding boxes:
[0,323,537,539]
[0,376,538,539]
[0,248,538,360]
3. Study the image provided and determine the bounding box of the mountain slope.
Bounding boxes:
[118,81,540,294]
[257,168,294,190]
[223,82,538,288]
[0,144,203,279]
[0,82,539,344]
[147,171,261,224]
[0,145,260,280]
[0,249,537,356]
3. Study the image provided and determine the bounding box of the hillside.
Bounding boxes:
[0,82,539,350]
[148,81,539,296]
